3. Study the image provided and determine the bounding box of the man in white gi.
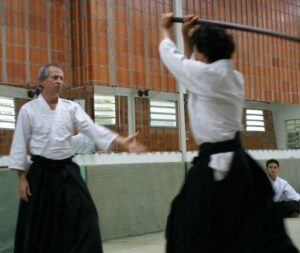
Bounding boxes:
[266,159,300,218]
[159,13,298,253]
[9,62,146,253]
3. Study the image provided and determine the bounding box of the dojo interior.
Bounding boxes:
[0,1,299,252]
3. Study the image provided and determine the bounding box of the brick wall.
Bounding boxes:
[0,0,298,154]
[241,109,277,149]
[0,0,298,95]
[0,99,279,155]
[2,0,71,86]
[183,0,300,104]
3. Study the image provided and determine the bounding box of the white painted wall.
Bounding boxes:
[272,103,300,149]
[245,101,300,149]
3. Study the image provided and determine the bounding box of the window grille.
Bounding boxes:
[94,95,116,125]
[150,100,177,127]
[245,109,265,132]
[286,119,300,149]
[0,97,15,129]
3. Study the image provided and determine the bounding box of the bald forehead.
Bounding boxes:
[47,66,63,74]
[47,66,64,78]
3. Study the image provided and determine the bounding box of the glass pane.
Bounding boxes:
[0,114,15,122]
[286,125,295,130]
[95,118,116,125]
[150,120,177,127]
[0,97,15,129]
[150,114,176,120]
[94,94,116,125]
[246,121,264,126]
[0,106,15,115]
[0,122,15,129]
[94,104,115,109]
[150,100,176,108]
[246,126,265,131]
[95,111,116,117]
[0,97,14,107]
[149,100,176,128]
[286,120,295,125]
[94,95,115,103]
[246,115,264,120]
[246,109,263,115]
[150,107,176,114]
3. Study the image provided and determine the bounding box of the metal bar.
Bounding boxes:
[171,17,300,43]
[173,0,187,163]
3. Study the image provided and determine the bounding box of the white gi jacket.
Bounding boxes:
[270,176,300,202]
[159,38,245,180]
[9,95,118,171]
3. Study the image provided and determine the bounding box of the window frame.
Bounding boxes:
[94,94,116,126]
[245,109,265,132]
[0,96,15,130]
[149,100,177,128]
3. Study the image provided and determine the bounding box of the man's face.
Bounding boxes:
[266,162,279,180]
[40,66,64,96]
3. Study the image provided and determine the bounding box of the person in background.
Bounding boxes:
[266,158,300,218]
[159,13,298,253]
[9,62,146,253]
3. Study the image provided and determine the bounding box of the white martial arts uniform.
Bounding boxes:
[270,176,300,202]
[9,95,117,171]
[159,38,244,180]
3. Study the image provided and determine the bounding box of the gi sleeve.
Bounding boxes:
[159,38,216,95]
[73,104,118,151]
[9,107,31,171]
[283,182,300,201]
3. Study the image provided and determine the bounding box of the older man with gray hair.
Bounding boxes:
[9,62,146,253]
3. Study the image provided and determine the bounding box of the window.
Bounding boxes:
[150,100,177,127]
[245,109,265,132]
[0,97,15,129]
[94,95,116,125]
[286,119,300,149]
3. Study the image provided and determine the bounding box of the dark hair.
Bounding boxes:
[190,24,235,63]
[38,62,62,81]
[266,159,279,168]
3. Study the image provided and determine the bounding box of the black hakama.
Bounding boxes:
[14,155,103,253]
[166,135,298,253]
[277,200,300,218]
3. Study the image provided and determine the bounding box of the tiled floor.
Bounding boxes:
[103,217,300,253]
[285,217,300,249]
[103,232,164,253]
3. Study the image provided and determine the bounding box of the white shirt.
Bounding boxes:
[270,176,300,202]
[159,38,244,180]
[9,95,118,171]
